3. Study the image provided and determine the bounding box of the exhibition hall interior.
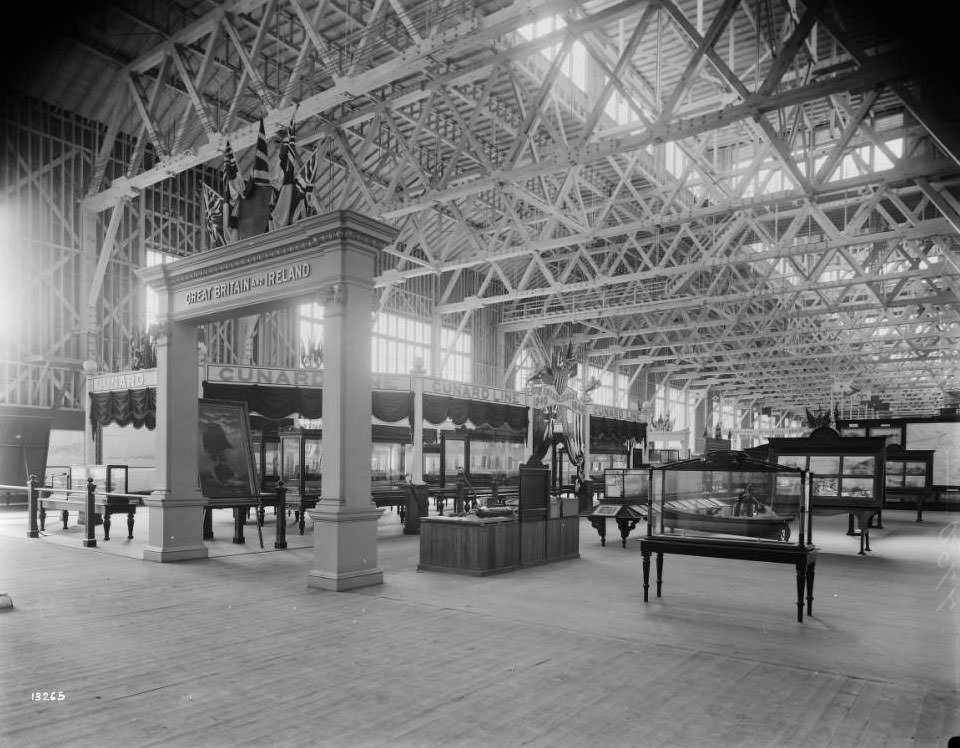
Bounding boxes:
[1,0,958,746]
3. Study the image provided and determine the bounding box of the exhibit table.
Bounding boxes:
[418,513,580,576]
[640,536,818,622]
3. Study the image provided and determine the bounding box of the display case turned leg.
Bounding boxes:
[795,562,805,622]
[656,553,664,598]
[641,551,650,602]
[126,511,135,540]
[102,512,111,541]
[806,561,816,616]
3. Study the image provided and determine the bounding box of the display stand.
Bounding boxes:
[587,467,648,547]
[639,451,817,622]
[417,463,580,575]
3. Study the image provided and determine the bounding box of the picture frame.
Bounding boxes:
[812,476,838,496]
[198,399,258,499]
[842,455,875,476]
[905,461,927,476]
[777,454,807,470]
[809,455,840,475]
[840,477,873,499]
[903,474,926,489]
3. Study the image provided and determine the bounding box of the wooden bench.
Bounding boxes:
[38,492,139,541]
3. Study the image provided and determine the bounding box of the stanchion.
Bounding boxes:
[26,475,39,538]
[274,481,287,549]
[83,477,97,548]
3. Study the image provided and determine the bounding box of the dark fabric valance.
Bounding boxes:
[590,416,645,443]
[422,394,528,431]
[89,388,156,430]
[203,382,322,419]
[204,383,413,424]
[91,383,527,433]
[371,391,414,424]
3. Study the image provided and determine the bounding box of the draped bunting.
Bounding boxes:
[422,394,528,432]
[204,383,413,423]
[89,385,639,444]
[203,383,322,419]
[589,416,645,443]
[371,391,413,424]
[89,389,156,430]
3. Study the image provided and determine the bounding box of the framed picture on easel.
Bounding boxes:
[197,399,258,499]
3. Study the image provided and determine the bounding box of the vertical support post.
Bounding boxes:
[274,481,287,550]
[307,212,396,591]
[142,319,208,562]
[26,475,39,538]
[83,477,97,548]
[411,359,425,483]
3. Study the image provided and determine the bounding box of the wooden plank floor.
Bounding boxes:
[0,507,957,748]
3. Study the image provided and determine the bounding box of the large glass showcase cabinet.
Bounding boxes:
[650,456,807,544]
[439,430,526,485]
[884,443,934,520]
[640,452,817,622]
[752,427,886,554]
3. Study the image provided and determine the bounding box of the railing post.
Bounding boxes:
[26,475,39,538]
[274,481,287,550]
[83,477,97,548]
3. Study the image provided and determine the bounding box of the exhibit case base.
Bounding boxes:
[418,515,580,576]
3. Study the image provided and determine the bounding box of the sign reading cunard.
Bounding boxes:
[207,365,324,388]
[90,369,158,392]
[424,377,527,406]
[185,262,311,305]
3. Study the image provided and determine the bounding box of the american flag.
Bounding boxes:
[551,342,580,397]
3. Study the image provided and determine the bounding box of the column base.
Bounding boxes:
[141,491,209,563]
[306,502,384,591]
[307,567,384,591]
[143,544,209,563]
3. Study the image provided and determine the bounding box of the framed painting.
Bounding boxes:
[809,455,840,475]
[198,399,257,499]
[840,477,873,499]
[842,455,875,476]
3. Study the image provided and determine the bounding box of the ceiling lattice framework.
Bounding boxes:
[19,0,960,416]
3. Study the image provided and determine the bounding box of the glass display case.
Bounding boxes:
[421,444,441,485]
[371,441,403,485]
[884,443,934,520]
[648,448,681,465]
[747,428,886,554]
[589,451,629,483]
[640,452,817,622]
[279,428,323,499]
[440,430,526,485]
[251,433,280,492]
[650,453,808,544]
[587,468,650,547]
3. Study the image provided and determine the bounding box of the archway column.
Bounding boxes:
[143,318,207,562]
[306,239,384,591]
